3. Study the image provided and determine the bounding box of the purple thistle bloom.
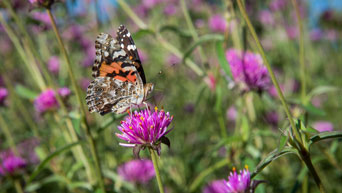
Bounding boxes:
[0,87,8,106]
[203,180,228,193]
[313,121,334,132]
[34,89,58,113]
[116,107,173,155]
[48,56,60,74]
[118,159,155,184]
[209,14,227,33]
[0,153,27,176]
[226,49,270,92]
[226,167,251,193]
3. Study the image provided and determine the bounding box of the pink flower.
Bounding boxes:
[34,89,58,113]
[269,0,287,12]
[313,121,334,132]
[203,180,228,193]
[258,10,274,26]
[57,87,71,98]
[226,167,251,193]
[167,54,181,66]
[0,87,8,106]
[116,107,173,155]
[209,15,227,33]
[204,73,216,92]
[164,4,177,16]
[286,26,298,40]
[227,106,237,121]
[48,56,60,74]
[118,159,155,184]
[226,49,270,92]
[0,153,27,176]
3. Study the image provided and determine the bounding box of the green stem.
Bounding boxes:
[236,0,298,141]
[291,0,306,104]
[46,9,105,192]
[180,0,207,64]
[0,113,18,154]
[14,179,24,193]
[116,0,147,29]
[149,148,165,193]
[300,151,326,193]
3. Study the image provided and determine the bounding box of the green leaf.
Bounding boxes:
[159,25,192,38]
[278,134,288,153]
[133,29,155,39]
[183,34,224,62]
[309,131,342,147]
[28,141,83,184]
[251,147,297,178]
[302,103,326,116]
[15,85,38,100]
[241,116,250,141]
[216,41,232,78]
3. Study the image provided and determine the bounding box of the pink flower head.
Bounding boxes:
[31,12,51,28]
[34,89,58,113]
[48,56,60,74]
[167,54,181,67]
[209,15,227,33]
[313,121,334,132]
[203,180,228,193]
[0,87,8,106]
[258,10,274,26]
[204,73,216,92]
[227,106,237,121]
[116,107,173,156]
[269,0,287,12]
[142,0,161,9]
[226,167,251,193]
[118,159,155,184]
[310,29,323,41]
[286,26,298,40]
[164,4,177,16]
[0,153,27,176]
[226,49,270,92]
[58,87,71,98]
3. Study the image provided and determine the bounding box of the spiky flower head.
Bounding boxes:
[116,107,173,157]
[0,152,27,176]
[118,159,155,184]
[226,48,270,93]
[226,167,251,193]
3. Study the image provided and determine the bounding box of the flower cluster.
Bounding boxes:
[203,180,228,193]
[226,49,271,92]
[118,159,155,184]
[116,107,173,156]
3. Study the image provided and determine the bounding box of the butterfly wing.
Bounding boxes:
[116,25,147,84]
[86,76,144,115]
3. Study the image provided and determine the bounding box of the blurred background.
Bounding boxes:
[0,0,341,193]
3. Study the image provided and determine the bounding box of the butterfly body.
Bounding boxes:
[86,25,153,115]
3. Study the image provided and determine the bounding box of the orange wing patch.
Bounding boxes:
[99,61,137,83]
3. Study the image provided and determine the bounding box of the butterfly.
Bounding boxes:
[86,25,154,115]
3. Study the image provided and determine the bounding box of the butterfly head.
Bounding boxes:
[143,83,154,99]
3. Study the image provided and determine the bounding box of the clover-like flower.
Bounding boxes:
[226,48,270,92]
[203,180,228,193]
[118,159,155,184]
[0,153,27,176]
[116,107,173,157]
[226,167,251,193]
[0,87,8,106]
[34,89,58,113]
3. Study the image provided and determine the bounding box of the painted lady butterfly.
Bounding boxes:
[86,25,154,115]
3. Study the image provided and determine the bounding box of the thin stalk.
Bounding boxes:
[149,148,165,193]
[236,0,298,140]
[46,9,105,191]
[300,151,326,193]
[0,13,46,90]
[0,114,18,154]
[14,179,24,193]
[236,2,326,192]
[180,0,207,64]
[244,93,256,122]
[116,0,147,29]
[290,0,306,104]
[226,0,242,50]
